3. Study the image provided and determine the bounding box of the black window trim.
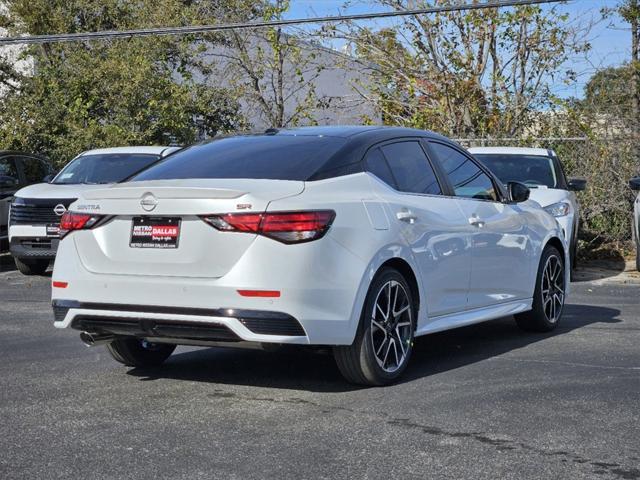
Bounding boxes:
[548,150,569,190]
[425,140,507,204]
[362,136,451,198]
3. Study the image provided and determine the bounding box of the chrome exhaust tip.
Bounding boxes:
[80,331,115,347]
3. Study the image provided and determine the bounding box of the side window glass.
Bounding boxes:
[430,143,497,201]
[380,141,442,195]
[20,157,48,183]
[365,148,397,188]
[0,157,20,187]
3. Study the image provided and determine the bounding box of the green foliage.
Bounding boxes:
[560,60,638,253]
[619,0,640,23]
[0,0,252,167]
[557,139,637,252]
[351,1,590,137]
[580,65,635,119]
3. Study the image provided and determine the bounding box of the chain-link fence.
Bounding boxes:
[456,137,639,256]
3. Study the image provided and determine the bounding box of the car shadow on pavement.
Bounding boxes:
[402,303,621,384]
[0,253,52,276]
[126,303,621,392]
[128,345,358,392]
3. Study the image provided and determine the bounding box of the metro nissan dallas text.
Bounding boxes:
[51,127,568,385]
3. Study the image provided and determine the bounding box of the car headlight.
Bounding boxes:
[544,201,571,217]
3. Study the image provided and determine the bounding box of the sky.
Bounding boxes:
[284,0,633,99]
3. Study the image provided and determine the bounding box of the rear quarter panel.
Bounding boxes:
[267,173,424,343]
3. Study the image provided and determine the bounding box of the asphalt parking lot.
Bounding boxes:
[1,255,639,480]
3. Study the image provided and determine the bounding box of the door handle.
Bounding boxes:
[396,210,417,224]
[468,215,485,228]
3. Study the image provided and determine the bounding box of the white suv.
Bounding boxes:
[470,147,586,273]
[9,146,179,275]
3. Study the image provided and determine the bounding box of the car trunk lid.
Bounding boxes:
[70,179,304,278]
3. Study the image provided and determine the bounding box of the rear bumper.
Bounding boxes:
[51,233,370,345]
[53,300,307,343]
[10,237,59,259]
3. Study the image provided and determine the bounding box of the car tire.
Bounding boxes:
[515,245,566,332]
[14,257,49,276]
[106,338,176,367]
[334,267,416,386]
[636,241,640,273]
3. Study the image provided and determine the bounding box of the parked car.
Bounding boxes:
[469,147,586,273]
[1,151,54,251]
[9,146,180,275]
[630,176,640,271]
[51,127,568,386]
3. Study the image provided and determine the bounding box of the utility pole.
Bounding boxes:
[625,1,639,144]
[621,0,640,162]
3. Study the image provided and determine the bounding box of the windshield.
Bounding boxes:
[53,153,161,185]
[132,135,348,182]
[474,154,557,188]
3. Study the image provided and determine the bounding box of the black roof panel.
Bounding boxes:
[133,125,461,182]
[272,125,450,140]
[273,125,385,138]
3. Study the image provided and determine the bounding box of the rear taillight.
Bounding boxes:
[59,212,103,238]
[202,210,335,244]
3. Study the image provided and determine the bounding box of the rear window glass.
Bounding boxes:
[133,136,347,182]
[53,154,160,185]
[365,148,397,188]
[381,141,442,195]
[20,157,50,183]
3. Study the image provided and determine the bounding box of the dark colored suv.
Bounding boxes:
[0,151,54,251]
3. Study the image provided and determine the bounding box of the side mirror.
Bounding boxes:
[507,181,530,203]
[43,174,54,183]
[630,177,640,191]
[568,178,587,191]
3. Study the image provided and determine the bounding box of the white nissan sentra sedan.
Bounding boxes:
[51,127,568,385]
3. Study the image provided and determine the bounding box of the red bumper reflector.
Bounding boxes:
[52,281,68,289]
[237,289,281,298]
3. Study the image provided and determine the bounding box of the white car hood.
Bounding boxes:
[526,187,568,209]
[13,182,114,200]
